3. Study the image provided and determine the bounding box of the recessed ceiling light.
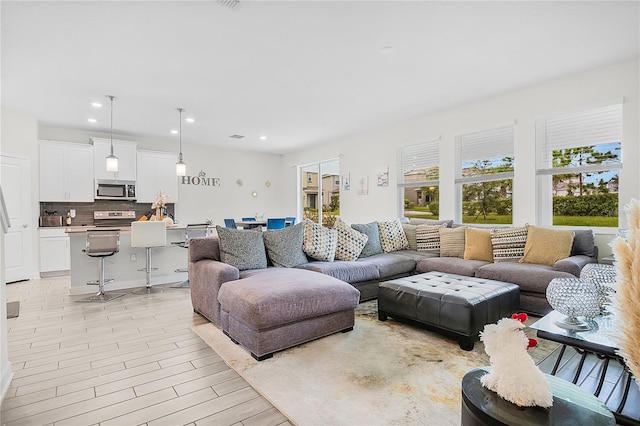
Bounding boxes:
[380,46,393,54]
[91,102,102,108]
[185,117,195,123]
[88,118,97,123]
[170,129,178,134]
[259,136,267,141]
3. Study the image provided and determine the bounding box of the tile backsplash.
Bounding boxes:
[40,200,175,226]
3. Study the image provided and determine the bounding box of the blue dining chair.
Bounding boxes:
[242,217,259,229]
[224,218,237,229]
[267,218,286,230]
[285,217,296,226]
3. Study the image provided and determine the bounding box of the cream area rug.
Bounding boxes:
[193,301,558,426]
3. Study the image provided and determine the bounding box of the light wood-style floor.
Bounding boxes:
[2,276,291,426]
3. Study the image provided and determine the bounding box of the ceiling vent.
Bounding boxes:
[229,134,245,139]
[219,0,239,10]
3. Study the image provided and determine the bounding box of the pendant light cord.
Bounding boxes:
[108,95,115,156]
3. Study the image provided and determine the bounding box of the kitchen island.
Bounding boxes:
[66,225,189,294]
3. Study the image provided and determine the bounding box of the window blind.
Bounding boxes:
[537,103,622,171]
[455,125,514,183]
[399,138,439,187]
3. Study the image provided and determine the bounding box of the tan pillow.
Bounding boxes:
[439,227,466,258]
[402,224,417,251]
[464,228,493,262]
[520,225,575,266]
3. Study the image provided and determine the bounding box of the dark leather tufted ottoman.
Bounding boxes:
[378,271,519,350]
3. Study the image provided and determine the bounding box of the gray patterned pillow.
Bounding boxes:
[333,218,368,261]
[416,224,445,254]
[491,225,528,262]
[351,222,383,257]
[378,219,410,253]
[215,226,267,270]
[303,219,338,262]
[262,223,308,268]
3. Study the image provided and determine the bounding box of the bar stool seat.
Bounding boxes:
[77,229,124,303]
[170,223,210,288]
[131,221,167,294]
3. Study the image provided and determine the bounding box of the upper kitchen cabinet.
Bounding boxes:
[91,137,137,181]
[136,150,179,203]
[39,141,94,202]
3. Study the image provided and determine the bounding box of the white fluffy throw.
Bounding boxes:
[480,317,554,408]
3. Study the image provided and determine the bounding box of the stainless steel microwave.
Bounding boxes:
[95,179,136,200]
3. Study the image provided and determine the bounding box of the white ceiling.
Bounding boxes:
[2,1,639,154]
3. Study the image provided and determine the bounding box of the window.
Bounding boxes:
[455,125,514,225]
[299,159,339,227]
[536,102,622,227]
[399,138,440,219]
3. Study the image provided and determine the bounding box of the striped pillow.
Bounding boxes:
[416,224,445,254]
[491,225,528,262]
[439,227,467,258]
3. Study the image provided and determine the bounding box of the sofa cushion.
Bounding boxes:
[333,218,368,261]
[351,222,383,257]
[408,218,454,228]
[378,219,410,253]
[571,229,596,258]
[216,226,267,271]
[263,223,308,268]
[476,262,574,295]
[359,252,417,278]
[439,227,466,258]
[464,228,493,262]
[416,224,444,254]
[416,257,490,277]
[302,219,338,262]
[296,259,380,283]
[520,225,575,266]
[490,225,528,262]
[402,224,418,251]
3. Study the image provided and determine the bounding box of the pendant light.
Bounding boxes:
[105,95,119,172]
[176,107,186,176]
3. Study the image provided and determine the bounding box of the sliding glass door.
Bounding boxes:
[298,159,339,227]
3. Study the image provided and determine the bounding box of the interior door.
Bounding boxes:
[1,155,33,282]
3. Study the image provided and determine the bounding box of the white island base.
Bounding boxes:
[68,227,188,295]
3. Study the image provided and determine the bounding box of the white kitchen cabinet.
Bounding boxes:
[136,150,179,203]
[39,228,70,275]
[91,137,137,181]
[39,141,94,202]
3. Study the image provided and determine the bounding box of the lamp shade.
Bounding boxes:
[106,154,118,172]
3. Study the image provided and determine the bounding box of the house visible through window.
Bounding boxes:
[536,102,622,227]
[299,159,340,227]
[399,138,440,219]
[455,125,515,225]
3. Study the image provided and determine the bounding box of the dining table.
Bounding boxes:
[235,220,268,229]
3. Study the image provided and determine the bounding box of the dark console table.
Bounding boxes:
[462,367,615,425]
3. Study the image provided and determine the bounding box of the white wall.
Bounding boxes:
[282,59,640,240]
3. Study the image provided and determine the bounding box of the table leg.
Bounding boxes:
[551,344,567,375]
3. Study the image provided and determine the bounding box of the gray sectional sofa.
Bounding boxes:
[188,219,598,358]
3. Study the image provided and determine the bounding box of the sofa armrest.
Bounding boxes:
[553,255,597,277]
[189,258,239,326]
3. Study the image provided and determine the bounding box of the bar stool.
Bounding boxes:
[131,221,167,294]
[170,223,210,288]
[77,229,124,303]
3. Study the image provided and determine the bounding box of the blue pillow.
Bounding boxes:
[351,222,383,257]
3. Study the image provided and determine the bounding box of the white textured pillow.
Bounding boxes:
[303,219,338,262]
[378,219,410,253]
[333,218,368,261]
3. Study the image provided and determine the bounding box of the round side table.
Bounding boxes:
[461,367,615,425]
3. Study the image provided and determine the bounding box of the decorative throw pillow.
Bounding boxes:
[263,223,308,268]
[378,219,410,253]
[464,228,494,262]
[333,218,368,261]
[351,222,383,257]
[416,224,444,254]
[215,225,267,271]
[520,225,575,266]
[303,219,338,262]
[439,227,467,258]
[491,225,528,262]
[402,224,418,251]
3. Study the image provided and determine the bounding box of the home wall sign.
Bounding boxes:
[180,170,221,187]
